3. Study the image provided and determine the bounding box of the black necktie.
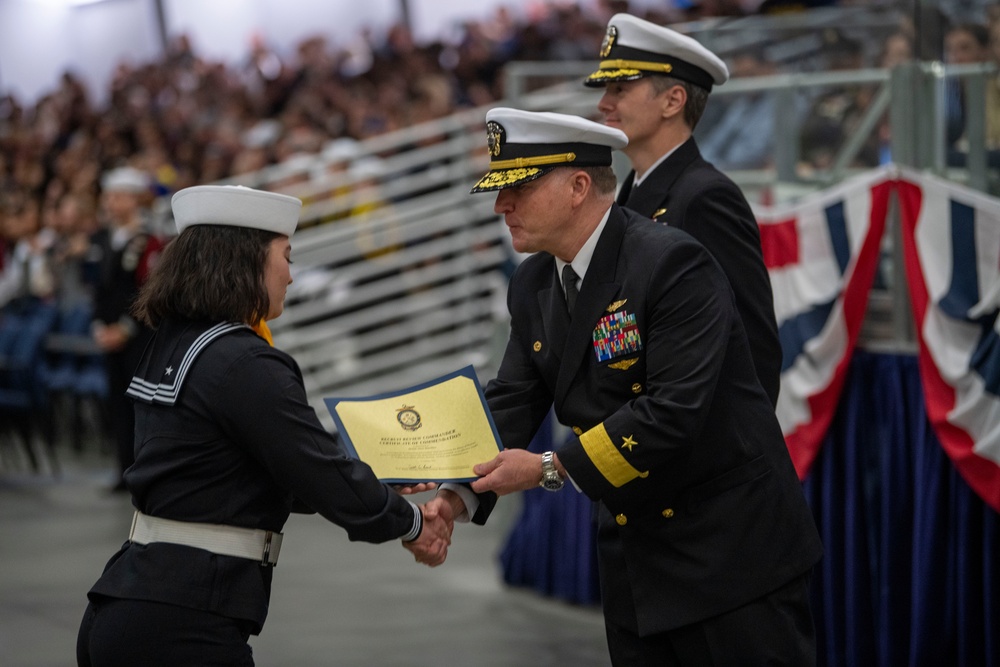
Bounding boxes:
[563,264,579,314]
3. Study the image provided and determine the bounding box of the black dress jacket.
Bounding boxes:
[481,205,822,636]
[87,319,416,634]
[617,137,782,406]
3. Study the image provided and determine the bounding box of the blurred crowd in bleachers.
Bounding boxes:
[1,0,999,468]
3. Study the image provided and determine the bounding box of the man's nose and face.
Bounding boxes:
[493,170,574,256]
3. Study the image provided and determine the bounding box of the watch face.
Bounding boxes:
[542,477,564,491]
[540,451,562,490]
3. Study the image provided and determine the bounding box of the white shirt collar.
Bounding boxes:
[632,143,682,188]
[555,205,612,291]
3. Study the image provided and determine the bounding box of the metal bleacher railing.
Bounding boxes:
[215,106,519,429]
[220,85,646,429]
[222,9,997,428]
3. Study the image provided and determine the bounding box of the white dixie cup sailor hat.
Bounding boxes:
[171,185,303,237]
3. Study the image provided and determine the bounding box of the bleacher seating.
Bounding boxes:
[43,303,109,454]
[0,300,60,472]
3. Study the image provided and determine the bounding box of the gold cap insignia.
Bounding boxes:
[486,121,504,158]
[599,25,617,59]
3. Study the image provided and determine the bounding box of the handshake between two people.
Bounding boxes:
[402,494,455,567]
[400,449,563,567]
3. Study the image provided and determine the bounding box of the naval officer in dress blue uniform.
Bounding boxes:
[587,14,783,408]
[458,108,822,666]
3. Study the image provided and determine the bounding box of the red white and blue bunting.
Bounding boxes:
[759,166,1000,513]
[759,167,892,481]
[897,168,1000,513]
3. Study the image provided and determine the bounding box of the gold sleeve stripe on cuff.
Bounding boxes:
[579,424,647,488]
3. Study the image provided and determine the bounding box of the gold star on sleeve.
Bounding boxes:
[621,435,637,452]
[579,425,647,487]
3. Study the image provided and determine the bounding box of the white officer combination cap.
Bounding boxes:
[470,107,628,193]
[101,166,150,194]
[584,13,729,91]
[171,185,302,237]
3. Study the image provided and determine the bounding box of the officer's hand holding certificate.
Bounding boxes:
[324,366,503,483]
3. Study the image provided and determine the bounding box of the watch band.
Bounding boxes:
[540,451,564,491]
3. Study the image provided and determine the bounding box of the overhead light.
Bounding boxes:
[29,0,114,5]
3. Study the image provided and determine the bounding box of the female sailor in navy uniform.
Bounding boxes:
[77,185,453,667]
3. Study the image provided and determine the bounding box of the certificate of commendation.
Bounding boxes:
[324,366,503,483]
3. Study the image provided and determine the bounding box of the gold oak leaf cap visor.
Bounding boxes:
[470,107,628,193]
[584,13,729,91]
[171,185,302,237]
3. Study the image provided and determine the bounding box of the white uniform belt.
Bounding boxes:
[129,511,282,566]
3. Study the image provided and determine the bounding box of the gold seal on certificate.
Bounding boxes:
[324,366,503,483]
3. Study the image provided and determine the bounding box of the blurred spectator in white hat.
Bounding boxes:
[86,165,165,491]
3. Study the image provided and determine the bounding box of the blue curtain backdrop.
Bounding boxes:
[499,412,601,605]
[498,350,999,666]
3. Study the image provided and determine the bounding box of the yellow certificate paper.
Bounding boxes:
[324,366,502,483]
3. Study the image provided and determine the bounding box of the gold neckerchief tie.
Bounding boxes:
[252,319,274,346]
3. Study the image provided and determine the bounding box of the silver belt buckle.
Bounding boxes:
[261,531,275,567]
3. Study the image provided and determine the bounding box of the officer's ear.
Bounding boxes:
[567,169,592,206]
[661,84,687,121]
